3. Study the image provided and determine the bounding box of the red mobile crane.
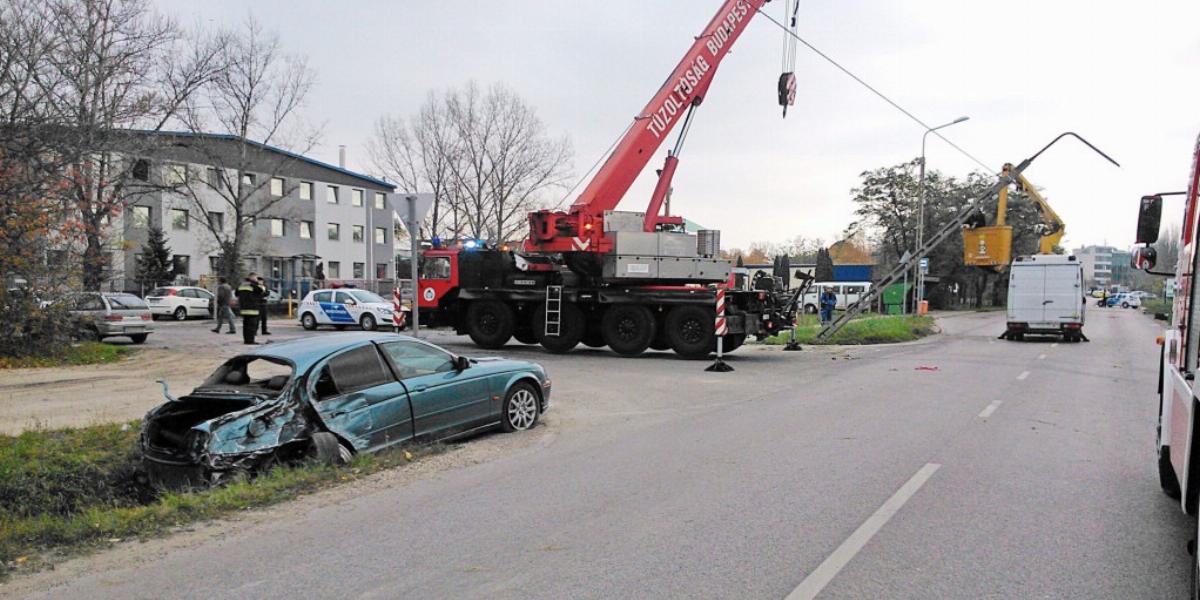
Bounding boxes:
[414,0,799,358]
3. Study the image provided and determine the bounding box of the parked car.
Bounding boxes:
[297,288,406,331]
[1129,290,1156,300]
[66,292,154,343]
[140,333,551,487]
[146,286,215,321]
[1118,294,1142,309]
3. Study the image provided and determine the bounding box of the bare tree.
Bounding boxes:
[368,81,572,243]
[33,0,223,291]
[173,15,319,282]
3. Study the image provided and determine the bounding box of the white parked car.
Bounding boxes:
[146,286,215,321]
[1119,294,1142,309]
[297,288,406,331]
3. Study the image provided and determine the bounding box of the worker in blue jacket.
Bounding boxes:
[819,287,837,325]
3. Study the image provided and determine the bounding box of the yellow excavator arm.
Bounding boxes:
[963,163,1065,266]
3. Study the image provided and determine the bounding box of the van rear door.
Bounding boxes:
[1008,265,1045,323]
[1043,264,1082,322]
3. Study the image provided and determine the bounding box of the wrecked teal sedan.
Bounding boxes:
[141,333,551,487]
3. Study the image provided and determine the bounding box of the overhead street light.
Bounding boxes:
[913,116,970,314]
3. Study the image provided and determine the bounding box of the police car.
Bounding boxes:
[297,288,407,331]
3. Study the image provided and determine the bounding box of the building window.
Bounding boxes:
[327,185,339,204]
[353,262,364,279]
[300,181,312,200]
[270,177,284,197]
[172,255,190,278]
[328,261,341,279]
[301,259,314,278]
[374,192,386,210]
[376,263,388,279]
[130,206,151,228]
[270,218,285,238]
[374,227,386,244]
[208,212,224,231]
[241,172,256,187]
[351,189,364,207]
[132,159,150,181]
[327,223,340,241]
[206,167,222,189]
[170,208,188,230]
[300,220,313,239]
[165,163,187,185]
[352,225,364,243]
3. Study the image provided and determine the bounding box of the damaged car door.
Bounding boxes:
[309,343,413,452]
[378,340,492,438]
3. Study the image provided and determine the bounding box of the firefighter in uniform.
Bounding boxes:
[235,273,265,345]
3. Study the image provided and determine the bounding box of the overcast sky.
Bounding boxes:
[156,0,1199,251]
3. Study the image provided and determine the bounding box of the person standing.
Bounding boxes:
[819,286,837,325]
[211,277,236,334]
[236,273,265,345]
[258,276,271,335]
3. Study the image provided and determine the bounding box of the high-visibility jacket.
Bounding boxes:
[236,283,263,316]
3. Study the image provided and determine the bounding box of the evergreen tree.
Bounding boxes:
[816,248,835,281]
[136,227,174,289]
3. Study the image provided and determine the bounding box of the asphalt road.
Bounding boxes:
[5,309,1192,599]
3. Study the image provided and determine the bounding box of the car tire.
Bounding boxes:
[666,304,715,360]
[1159,447,1182,499]
[173,306,187,321]
[534,302,584,354]
[466,300,515,349]
[804,304,818,314]
[301,313,318,330]
[307,432,351,466]
[602,305,655,356]
[1122,302,1130,309]
[129,333,148,344]
[501,382,540,432]
[360,313,377,331]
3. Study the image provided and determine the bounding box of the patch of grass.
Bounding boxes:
[762,315,937,345]
[1142,299,1172,321]
[0,421,439,576]
[0,342,132,369]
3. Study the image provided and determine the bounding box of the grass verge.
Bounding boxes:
[0,342,133,369]
[762,315,938,345]
[0,421,439,577]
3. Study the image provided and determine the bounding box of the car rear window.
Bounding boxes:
[107,295,148,310]
[148,288,172,297]
[201,356,295,396]
[324,346,392,395]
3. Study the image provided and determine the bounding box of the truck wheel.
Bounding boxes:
[534,302,584,353]
[582,322,606,348]
[1160,447,1182,499]
[666,305,715,359]
[513,329,538,344]
[466,300,514,349]
[721,333,746,353]
[602,305,655,356]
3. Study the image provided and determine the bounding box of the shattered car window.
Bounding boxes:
[322,345,392,396]
[200,356,294,396]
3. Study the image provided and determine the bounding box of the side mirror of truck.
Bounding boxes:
[1136,195,1163,244]
[1132,246,1158,271]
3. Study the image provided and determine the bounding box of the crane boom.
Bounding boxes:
[526,0,770,255]
[1011,170,1065,254]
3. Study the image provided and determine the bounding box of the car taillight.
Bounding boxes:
[104,315,122,321]
[167,289,177,296]
[1063,323,1081,330]
[141,314,151,321]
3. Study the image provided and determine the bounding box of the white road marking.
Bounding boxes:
[786,463,941,600]
[1037,354,1046,360]
[1050,343,1058,348]
[979,400,1003,418]
[1017,371,1030,381]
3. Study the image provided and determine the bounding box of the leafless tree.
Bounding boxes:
[369,81,572,243]
[31,0,224,291]
[173,15,319,282]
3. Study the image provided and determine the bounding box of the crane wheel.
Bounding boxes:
[466,300,515,349]
[721,333,747,353]
[666,305,716,360]
[602,305,656,356]
[581,319,606,348]
[534,302,584,354]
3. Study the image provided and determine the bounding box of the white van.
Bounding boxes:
[802,282,872,313]
[1004,254,1086,341]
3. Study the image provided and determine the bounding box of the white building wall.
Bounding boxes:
[313,182,369,280]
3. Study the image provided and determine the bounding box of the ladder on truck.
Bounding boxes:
[544,285,563,337]
[816,132,1119,342]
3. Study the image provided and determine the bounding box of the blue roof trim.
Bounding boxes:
[127,130,396,190]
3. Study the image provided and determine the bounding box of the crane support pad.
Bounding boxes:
[963,226,1013,267]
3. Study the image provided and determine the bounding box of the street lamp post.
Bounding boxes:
[915,116,969,313]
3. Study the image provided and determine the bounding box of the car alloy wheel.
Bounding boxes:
[173,306,187,321]
[361,313,377,331]
[301,313,317,330]
[503,384,539,432]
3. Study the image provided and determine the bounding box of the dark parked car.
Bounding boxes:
[66,292,154,343]
[141,333,551,487]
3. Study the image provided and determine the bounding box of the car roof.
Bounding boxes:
[238,332,421,371]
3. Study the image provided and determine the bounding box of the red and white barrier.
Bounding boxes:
[706,287,734,372]
[714,288,727,336]
[393,288,406,330]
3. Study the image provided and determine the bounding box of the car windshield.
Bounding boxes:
[199,356,294,397]
[107,295,148,310]
[349,290,385,304]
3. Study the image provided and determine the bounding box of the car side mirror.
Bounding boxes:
[454,355,471,371]
[1136,195,1163,244]
[1132,246,1158,271]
